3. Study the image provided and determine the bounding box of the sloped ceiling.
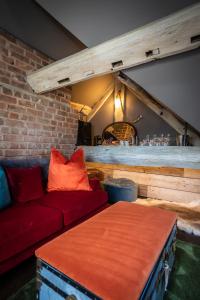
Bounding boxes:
[36,0,198,47]
[0,0,85,60]
[124,50,200,132]
[37,0,200,132]
[72,74,113,107]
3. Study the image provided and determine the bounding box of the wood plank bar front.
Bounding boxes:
[86,162,200,203]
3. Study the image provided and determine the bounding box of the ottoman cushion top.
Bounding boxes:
[36,202,176,300]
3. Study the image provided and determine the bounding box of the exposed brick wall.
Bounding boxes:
[0,30,78,158]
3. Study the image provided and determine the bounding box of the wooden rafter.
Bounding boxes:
[27,3,200,93]
[70,101,92,116]
[87,83,114,122]
[117,72,200,142]
[114,78,125,122]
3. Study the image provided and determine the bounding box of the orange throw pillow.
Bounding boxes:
[48,148,92,192]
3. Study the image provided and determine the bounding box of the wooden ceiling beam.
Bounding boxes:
[87,83,114,122]
[117,72,200,143]
[70,101,92,116]
[27,3,200,93]
[114,78,125,122]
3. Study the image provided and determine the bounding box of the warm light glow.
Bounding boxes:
[115,90,122,109]
[115,97,121,109]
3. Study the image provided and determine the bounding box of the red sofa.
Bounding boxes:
[0,159,108,274]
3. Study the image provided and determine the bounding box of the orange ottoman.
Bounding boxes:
[36,202,177,300]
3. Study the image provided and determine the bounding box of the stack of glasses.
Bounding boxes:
[140,134,171,146]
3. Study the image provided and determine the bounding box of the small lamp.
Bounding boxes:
[115,90,122,109]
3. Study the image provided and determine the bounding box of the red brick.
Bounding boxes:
[27,129,36,136]
[27,115,36,122]
[37,117,50,124]
[3,134,24,142]
[51,120,57,126]
[46,107,55,114]
[20,128,28,135]
[10,128,20,134]
[0,126,9,133]
[10,80,26,90]
[0,36,6,46]
[26,51,42,64]
[8,143,25,149]
[0,102,7,109]
[0,68,10,76]
[8,65,26,76]
[27,122,42,129]
[18,99,35,108]
[26,108,37,116]
[36,103,44,110]
[0,60,7,70]
[2,55,14,65]
[2,86,12,96]
[0,31,76,159]
[1,32,16,43]
[48,101,55,108]
[30,95,38,102]
[12,74,26,83]
[10,51,29,64]
[0,110,8,117]
[5,119,24,127]
[14,90,22,98]
[23,93,30,100]
[15,59,33,71]
[5,149,26,157]
[9,43,25,55]
[39,98,49,106]
[44,112,52,119]
[0,44,8,55]
[37,111,43,117]
[20,114,28,121]
[42,60,49,66]
[9,112,19,119]
[0,76,10,84]
[57,110,66,117]
[55,115,65,122]
[8,104,26,114]
[24,136,40,142]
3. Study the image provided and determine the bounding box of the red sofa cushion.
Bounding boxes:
[0,202,63,263]
[40,190,108,226]
[5,166,44,203]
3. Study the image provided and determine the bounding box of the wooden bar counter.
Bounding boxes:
[83,146,200,203]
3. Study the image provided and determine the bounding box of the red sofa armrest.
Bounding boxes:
[89,178,102,191]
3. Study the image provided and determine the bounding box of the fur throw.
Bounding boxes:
[136,198,200,236]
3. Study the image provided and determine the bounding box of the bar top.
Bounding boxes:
[82,146,200,169]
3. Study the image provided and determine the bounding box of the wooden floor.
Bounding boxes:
[0,230,200,300]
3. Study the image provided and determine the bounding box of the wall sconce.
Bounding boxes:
[114,90,123,110]
[114,84,125,122]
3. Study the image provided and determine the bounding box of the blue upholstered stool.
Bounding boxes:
[103,178,138,204]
